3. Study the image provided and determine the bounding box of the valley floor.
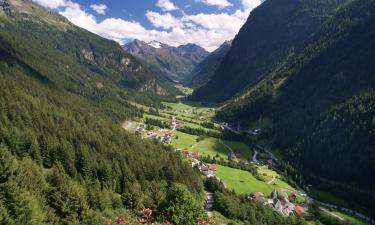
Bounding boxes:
[122,95,372,225]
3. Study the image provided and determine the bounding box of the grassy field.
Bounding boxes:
[163,101,193,110]
[192,138,229,160]
[172,131,198,150]
[215,166,275,195]
[172,133,252,161]
[215,165,298,196]
[257,166,280,178]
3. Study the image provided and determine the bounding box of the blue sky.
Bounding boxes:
[34,0,263,51]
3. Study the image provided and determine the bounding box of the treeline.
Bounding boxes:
[0,53,204,224]
[177,126,221,138]
[145,118,171,129]
[201,155,258,176]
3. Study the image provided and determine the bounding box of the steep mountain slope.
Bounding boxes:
[217,0,375,216]
[192,0,349,102]
[123,39,208,81]
[0,0,205,224]
[0,0,181,105]
[184,41,231,88]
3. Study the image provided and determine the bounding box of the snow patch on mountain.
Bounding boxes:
[148,41,162,49]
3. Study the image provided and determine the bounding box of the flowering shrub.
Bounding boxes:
[103,208,217,225]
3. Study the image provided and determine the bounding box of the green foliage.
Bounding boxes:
[213,0,375,216]
[213,190,306,225]
[159,183,206,225]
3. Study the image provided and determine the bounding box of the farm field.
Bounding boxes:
[215,166,274,195]
[215,165,298,196]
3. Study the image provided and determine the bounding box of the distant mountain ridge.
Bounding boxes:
[184,41,231,88]
[123,39,209,81]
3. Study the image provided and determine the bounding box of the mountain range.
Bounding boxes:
[184,41,231,88]
[1,0,375,222]
[193,0,375,216]
[123,39,209,82]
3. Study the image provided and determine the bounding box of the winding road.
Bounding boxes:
[252,150,258,164]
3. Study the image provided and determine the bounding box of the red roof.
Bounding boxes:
[209,164,219,170]
[294,205,305,215]
[254,192,264,198]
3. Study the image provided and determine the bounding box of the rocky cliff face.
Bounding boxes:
[123,39,209,81]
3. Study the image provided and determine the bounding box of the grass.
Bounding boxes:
[192,137,229,160]
[162,101,193,111]
[222,140,252,160]
[172,131,198,150]
[309,188,348,207]
[215,165,299,197]
[215,166,275,195]
[257,166,280,178]
[331,211,370,225]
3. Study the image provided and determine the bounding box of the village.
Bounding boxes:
[179,149,308,218]
[122,100,374,225]
[135,116,184,145]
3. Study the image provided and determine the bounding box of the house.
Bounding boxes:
[294,205,305,215]
[182,150,190,157]
[201,166,214,177]
[274,200,283,212]
[191,151,200,159]
[289,193,297,202]
[283,202,295,216]
[267,199,274,205]
[253,192,265,204]
[252,128,262,136]
[209,164,219,171]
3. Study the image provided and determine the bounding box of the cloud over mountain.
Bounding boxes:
[33,0,262,51]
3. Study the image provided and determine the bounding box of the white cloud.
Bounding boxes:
[156,0,179,12]
[146,11,182,30]
[241,0,262,10]
[33,0,262,51]
[195,0,232,9]
[33,0,68,9]
[90,4,107,15]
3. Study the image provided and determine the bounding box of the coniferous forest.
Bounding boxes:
[1,0,375,224]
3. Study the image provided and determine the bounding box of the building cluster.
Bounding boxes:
[135,124,146,133]
[180,150,220,178]
[169,117,183,130]
[252,191,307,217]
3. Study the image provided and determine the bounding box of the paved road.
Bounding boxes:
[252,150,258,164]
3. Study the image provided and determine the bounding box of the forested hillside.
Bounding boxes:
[192,0,350,102]
[216,0,375,216]
[0,0,205,224]
[184,41,231,88]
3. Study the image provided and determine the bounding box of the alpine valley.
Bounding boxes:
[0,0,374,225]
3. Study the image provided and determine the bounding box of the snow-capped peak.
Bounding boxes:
[148,41,162,49]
